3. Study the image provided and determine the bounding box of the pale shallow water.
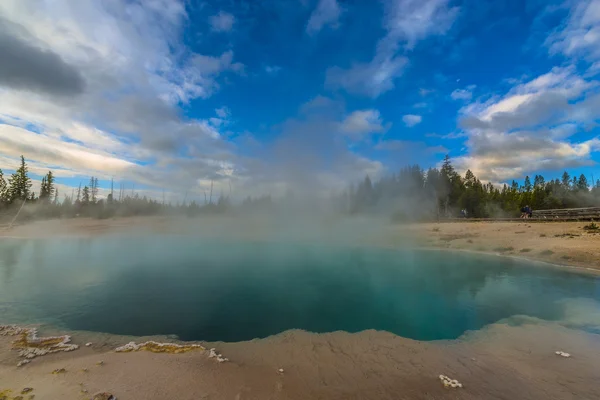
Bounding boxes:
[0,236,599,342]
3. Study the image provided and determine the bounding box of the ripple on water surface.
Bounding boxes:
[0,236,599,342]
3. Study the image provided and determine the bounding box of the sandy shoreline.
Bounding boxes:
[1,217,600,399]
[2,318,600,400]
[382,220,600,272]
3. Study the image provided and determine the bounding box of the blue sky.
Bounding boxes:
[0,0,599,201]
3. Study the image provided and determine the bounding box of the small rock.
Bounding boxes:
[21,388,33,394]
[82,368,89,373]
[96,360,105,366]
[278,368,284,374]
[85,342,92,347]
[17,359,31,367]
[52,368,66,374]
[555,351,571,358]
[92,391,116,400]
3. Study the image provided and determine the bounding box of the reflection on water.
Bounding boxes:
[0,236,599,342]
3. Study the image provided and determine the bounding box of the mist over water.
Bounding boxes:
[1,235,599,342]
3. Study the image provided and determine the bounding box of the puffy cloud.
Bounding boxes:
[0,18,85,96]
[455,66,600,182]
[306,0,342,35]
[326,0,457,97]
[402,114,422,127]
[454,135,600,183]
[339,109,387,139]
[460,66,594,133]
[0,0,244,196]
[209,11,235,33]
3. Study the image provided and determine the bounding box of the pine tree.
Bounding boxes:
[0,168,7,204]
[76,183,82,203]
[39,171,55,203]
[464,169,476,188]
[90,176,99,203]
[7,156,32,202]
[561,171,571,189]
[40,176,48,200]
[577,174,588,191]
[82,186,90,204]
[523,176,532,193]
[46,171,55,200]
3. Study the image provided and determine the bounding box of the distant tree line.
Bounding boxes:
[340,155,600,219]
[1,155,599,223]
[0,156,233,223]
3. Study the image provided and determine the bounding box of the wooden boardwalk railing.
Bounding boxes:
[441,207,600,222]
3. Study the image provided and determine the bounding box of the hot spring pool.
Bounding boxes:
[0,236,599,342]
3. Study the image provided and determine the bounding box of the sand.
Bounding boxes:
[1,217,600,399]
[398,221,600,272]
[1,320,600,400]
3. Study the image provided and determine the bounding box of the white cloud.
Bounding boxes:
[326,56,408,97]
[382,0,459,50]
[209,107,231,128]
[209,11,235,32]
[0,0,245,196]
[215,107,230,119]
[402,114,422,127]
[455,66,600,182]
[547,0,600,61]
[462,66,593,129]
[413,102,428,108]
[339,109,387,139]
[326,0,457,97]
[306,0,342,35]
[451,88,472,101]
[454,136,600,183]
[0,124,136,179]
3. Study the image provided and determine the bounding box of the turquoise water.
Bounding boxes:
[0,236,599,342]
